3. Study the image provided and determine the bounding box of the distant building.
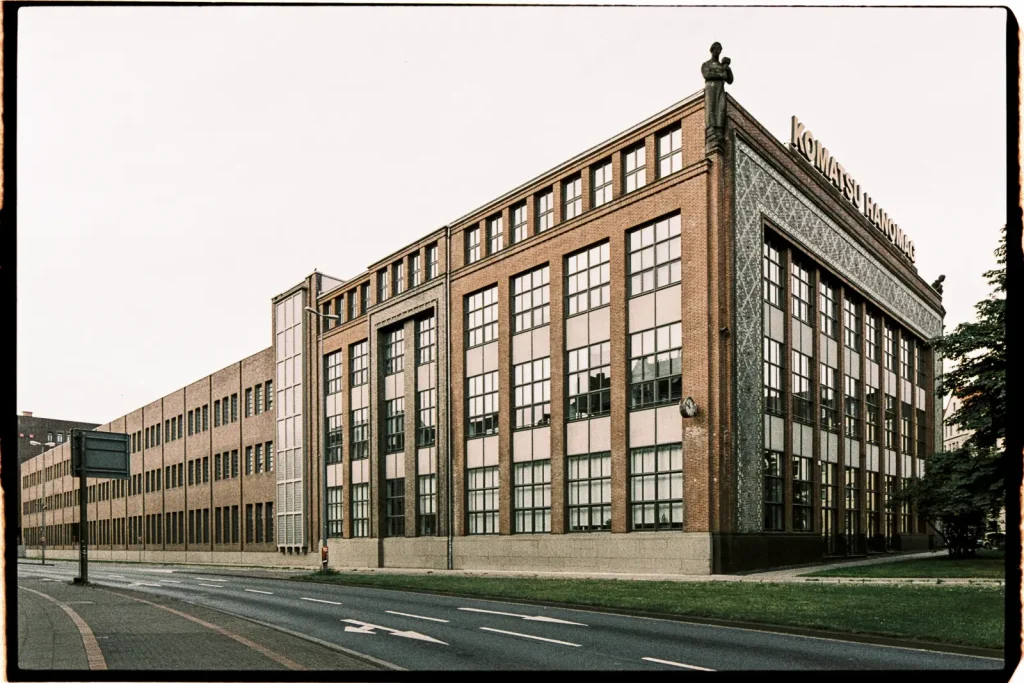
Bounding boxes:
[941,395,1006,533]
[15,411,100,543]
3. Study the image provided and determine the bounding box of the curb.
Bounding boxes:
[288,575,1005,660]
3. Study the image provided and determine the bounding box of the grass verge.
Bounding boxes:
[292,572,1004,650]
[803,550,1005,579]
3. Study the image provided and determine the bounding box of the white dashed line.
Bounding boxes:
[642,657,715,671]
[479,627,580,647]
[245,589,274,595]
[136,583,161,587]
[159,580,182,584]
[197,583,222,588]
[300,597,342,605]
[385,610,450,623]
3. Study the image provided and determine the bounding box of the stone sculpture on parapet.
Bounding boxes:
[702,41,733,153]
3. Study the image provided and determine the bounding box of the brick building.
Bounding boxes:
[19,53,944,573]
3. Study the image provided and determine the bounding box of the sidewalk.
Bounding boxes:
[15,575,384,671]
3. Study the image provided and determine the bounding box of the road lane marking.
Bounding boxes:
[342,619,448,645]
[136,583,162,587]
[18,586,108,670]
[642,657,715,671]
[479,627,581,647]
[197,583,222,588]
[245,589,274,595]
[159,580,182,584]
[385,611,449,623]
[300,597,342,605]
[90,587,307,670]
[458,607,586,625]
[193,577,227,582]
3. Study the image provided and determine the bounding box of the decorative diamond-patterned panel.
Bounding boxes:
[732,138,943,533]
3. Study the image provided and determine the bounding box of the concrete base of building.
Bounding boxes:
[22,547,320,569]
[711,533,826,574]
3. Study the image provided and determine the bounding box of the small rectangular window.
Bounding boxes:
[511,201,528,244]
[657,126,682,177]
[536,189,554,232]
[466,286,498,348]
[487,214,504,255]
[427,244,439,280]
[623,143,646,193]
[563,174,582,220]
[466,227,481,264]
[592,160,613,208]
[467,371,499,438]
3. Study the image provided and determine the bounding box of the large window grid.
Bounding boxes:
[901,402,913,454]
[386,478,405,537]
[592,160,613,208]
[513,358,551,429]
[883,324,896,371]
[844,375,861,438]
[884,396,897,450]
[866,472,879,540]
[820,364,839,432]
[466,227,481,264]
[821,462,838,554]
[763,239,784,307]
[629,322,682,409]
[467,466,499,534]
[351,408,369,460]
[467,287,498,348]
[326,415,343,464]
[790,259,814,324]
[385,398,405,454]
[764,450,784,530]
[563,175,582,220]
[629,444,683,530]
[656,126,682,177]
[916,343,928,388]
[628,214,681,296]
[764,338,785,415]
[512,266,550,333]
[843,298,861,351]
[792,455,813,531]
[623,143,646,193]
[819,280,838,339]
[418,474,437,535]
[514,460,551,533]
[536,190,554,232]
[511,202,528,244]
[417,389,437,447]
[845,467,860,546]
[487,215,504,255]
[351,483,370,537]
[417,316,436,365]
[325,351,342,395]
[467,371,499,438]
[567,342,611,420]
[791,351,814,424]
[351,341,369,387]
[384,328,405,375]
[567,452,611,531]
[327,487,343,537]
[900,337,913,380]
[566,242,610,316]
[866,385,881,444]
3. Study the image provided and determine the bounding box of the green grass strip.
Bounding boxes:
[293,572,1004,650]
[804,551,1006,579]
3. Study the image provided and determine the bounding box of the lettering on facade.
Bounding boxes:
[790,116,915,263]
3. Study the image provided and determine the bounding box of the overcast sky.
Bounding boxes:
[16,3,1008,424]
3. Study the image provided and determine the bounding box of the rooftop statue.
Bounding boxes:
[702,42,733,150]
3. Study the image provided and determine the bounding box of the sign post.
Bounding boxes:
[71,429,130,586]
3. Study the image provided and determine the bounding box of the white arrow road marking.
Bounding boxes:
[385,611,450,623]
[457,607,587,625]
[479,627,581,647]
[197,583,221,588]
[245,589,274,595]
[300,597,342,605]
[642,657,715,671]
[341,619,448,645]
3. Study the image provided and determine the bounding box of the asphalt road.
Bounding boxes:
[17,560,1003,671]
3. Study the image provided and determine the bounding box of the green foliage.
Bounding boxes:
[935,227,1006,453]
[903,446,1003,557]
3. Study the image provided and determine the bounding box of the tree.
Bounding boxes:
[935,227,1006,454]
[904,446,1002,556]
[907,228,1007,555]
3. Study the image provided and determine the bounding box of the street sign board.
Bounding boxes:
[71,429,129,480]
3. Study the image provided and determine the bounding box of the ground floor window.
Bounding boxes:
[514,460,551,533]
[327,486,343,538]
[884,475,896,548]
[845,466,860,547]
[866,472,879,539]
[418,474,437,535]
[792,455,813,531]
[763,449,784,531]
[629,444,683,530]
[900,477,912,534]
[568,451,611,531]
[351,483,370,538]
[821,462,837,554]
[386,479,405,537]
[467,466,499,534]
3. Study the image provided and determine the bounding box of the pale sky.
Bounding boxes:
[16,3,1009,424]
